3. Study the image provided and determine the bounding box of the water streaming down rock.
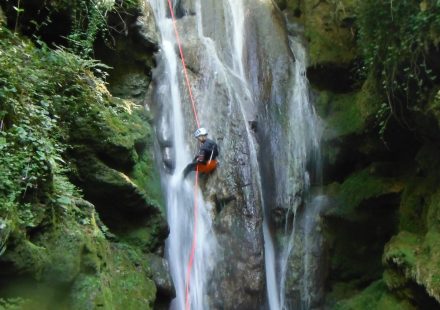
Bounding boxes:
[247,16,325,307]
[150,1,219,309]
[150,0,323,308]
[273,31,324,310]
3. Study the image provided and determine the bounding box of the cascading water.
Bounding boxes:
[150,1,218,309]
[274,32,323,310]
[150,0,323,309]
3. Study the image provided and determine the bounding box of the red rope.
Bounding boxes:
[167,0,201,128]
[185,169,199,310]
[166,1,201,309]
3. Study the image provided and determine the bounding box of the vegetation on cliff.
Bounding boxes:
[0,1,166,308]
[276,0,440,308]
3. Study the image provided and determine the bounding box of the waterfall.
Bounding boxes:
[150,0,323,309]
[150,1,218,309]
[275,34,323,310]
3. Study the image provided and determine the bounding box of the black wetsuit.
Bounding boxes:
[183,139,219,177]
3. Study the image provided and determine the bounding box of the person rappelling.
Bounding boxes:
[183,127,219,178]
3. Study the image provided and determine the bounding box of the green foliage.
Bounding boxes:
[5,0,141,58]
[357,0,440,133]
[66,0,141,57]
[68,0,114,57]
[0,26,117,252]
[0,298,29,310]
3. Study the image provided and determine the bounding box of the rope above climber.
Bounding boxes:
[183,127,219,178]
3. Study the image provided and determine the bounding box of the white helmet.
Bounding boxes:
[194,127,208,138]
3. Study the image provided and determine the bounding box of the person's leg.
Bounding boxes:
[183,162,198,178]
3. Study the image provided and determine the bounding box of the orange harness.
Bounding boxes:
[196,160,218,174]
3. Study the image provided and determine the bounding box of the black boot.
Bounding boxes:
[182,162,197,178]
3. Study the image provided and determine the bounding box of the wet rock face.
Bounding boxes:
[281,0,359,94]
[95,1,158,105]
[135,1,159,48]
[152,0,296,307]
[69,101,167,253]
[292,0,440,307]
[146,254,176,308]
[178,0,197,16]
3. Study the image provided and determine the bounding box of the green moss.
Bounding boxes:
[335,168,402,217]
[70,244,156,310]
[70,95,165,214]
[333,280,415,310]
[317,76,381,140]
[306,28,356,66]
[383,229,440,302]
[0,298,29,310]
[319,92,361,138]
[399,180,432,234]
[383,231,420,271]
[103,99,149,152]
[300,0,357,65]
[383,269,409,291]
[118,215,166,252]
[427,190,440,233]
[3,240,49,280]
[375,292,416,310]
[326,282,359,306]
[416,231,440,296]
[131,152,164,212]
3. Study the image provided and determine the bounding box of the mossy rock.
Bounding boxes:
[70,243,156,310]
[316,76,381,140]
[70,98,151,170]
[383,231,420,273]
[383,269,410,292]
[3,206,106,281]
[71,150,167,252]
[317,77,384,179]
[399,144,440,234]
[68,94,167,251]
[317,92,361,139]
[298,0,357,66]
[130,144,164,212]
[333,280,415,310]
[323,165,403,293]
[328,166,403,219]
[384,230,440,304]
[398,179,433,234]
